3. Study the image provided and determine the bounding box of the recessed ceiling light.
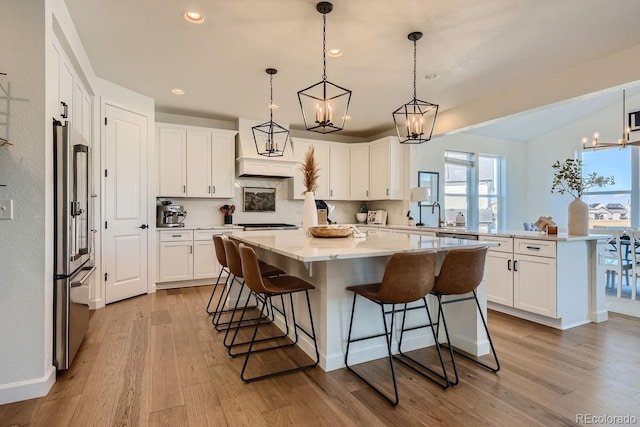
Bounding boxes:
[424,73,440,80]
[268,103,279,109]
[171,88,185,95]
[327,48,343,58]
[183,11,206,24]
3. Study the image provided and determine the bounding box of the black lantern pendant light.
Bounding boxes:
[253,68,289,157]
[393,32,439,144]
[298,1,351,134]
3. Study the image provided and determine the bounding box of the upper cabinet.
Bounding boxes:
[368,136,403,200]
[290,138,352,201]
[51,37,92,139]
[349,144,370,200]
[157,123,236,198]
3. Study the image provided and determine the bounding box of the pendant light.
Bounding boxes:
[392,32,439,144]
[252,68,289,157]
[582,89,640,150]
[298,2,351,134]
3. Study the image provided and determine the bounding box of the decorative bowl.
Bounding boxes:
[308,225,353,238]
[356,213,368,223]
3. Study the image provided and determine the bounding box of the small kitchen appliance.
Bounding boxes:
[157,201,187,227]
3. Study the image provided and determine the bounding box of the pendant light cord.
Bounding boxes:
[269,72,274,122]
[322,12,327,81]
[413,37,417,101]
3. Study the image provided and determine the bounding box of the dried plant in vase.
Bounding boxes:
[300,145,320,231]
[301,145,319,194]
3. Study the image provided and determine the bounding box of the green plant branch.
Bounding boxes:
[550,158,615,198]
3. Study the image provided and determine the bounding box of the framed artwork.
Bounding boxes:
[629,110,640,134]
[243,187,276,212]
[417,171,439,207]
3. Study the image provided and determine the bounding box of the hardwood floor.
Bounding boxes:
[2,285,639,426]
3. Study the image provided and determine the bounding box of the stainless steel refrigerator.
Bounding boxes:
[53,120,95,370]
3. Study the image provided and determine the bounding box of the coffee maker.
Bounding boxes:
[157,201,187,227]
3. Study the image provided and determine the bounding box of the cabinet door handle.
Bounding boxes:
[507,259,511,271]
[330,189,333,197]
[212,185,215,194]
[366,190,369,197]
[172,234,181,238]
[189,245,193,254]
[513,260,518,272]
[526,246,540,250]
[386,188,389,196]
[208,186,211,193]
[183,185,186,193]
[60,101,68,118]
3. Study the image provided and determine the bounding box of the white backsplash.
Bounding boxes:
[159,178,366,226]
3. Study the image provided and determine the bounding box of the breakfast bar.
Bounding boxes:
[229,229,497,372]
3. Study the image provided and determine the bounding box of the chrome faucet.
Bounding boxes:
[432,201,445,228]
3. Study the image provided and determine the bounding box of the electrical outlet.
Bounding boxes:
[0,199,14,220]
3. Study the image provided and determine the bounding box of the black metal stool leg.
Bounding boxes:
[205,267,229,315]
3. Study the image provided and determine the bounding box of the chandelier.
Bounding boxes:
[582,89,640,150]
[297,2,351,134]
[392,32,439,144]
[252,68,289,157]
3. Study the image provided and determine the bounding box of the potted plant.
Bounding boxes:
[551,158,614,235]
[301,145,320,231]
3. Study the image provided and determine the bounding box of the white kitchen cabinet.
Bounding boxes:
[158,229,224,284]
[329,143,350,200]
[157,123,236,198]
[513,241,557,318]
[158,230,194,282]
[484,236,557,318]
[158,126,188,197]
[350,144,370,200]
[368,136,403,200]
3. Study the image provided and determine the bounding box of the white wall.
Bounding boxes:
[0,0,55,402]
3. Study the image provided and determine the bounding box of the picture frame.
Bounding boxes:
[628,110,640,134]
[417,171,439,207]
[243,187,276,212]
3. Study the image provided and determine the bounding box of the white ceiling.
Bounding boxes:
[64,0,640,139]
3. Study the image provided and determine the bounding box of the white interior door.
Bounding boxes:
[104,104,149,304]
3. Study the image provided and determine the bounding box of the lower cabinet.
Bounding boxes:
[158,230,223,283]
[485,237,557,318]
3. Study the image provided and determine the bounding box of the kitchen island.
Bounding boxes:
[228,229,497,372]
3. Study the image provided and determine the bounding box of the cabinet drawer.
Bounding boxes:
[159,230,193,242]
[514,238,556,258]
[194,230,223,241]
[481,236,513,253]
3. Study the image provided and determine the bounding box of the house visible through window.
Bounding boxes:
[444,151,502,229]
[581,149,633,228]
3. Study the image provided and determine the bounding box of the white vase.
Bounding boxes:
[568,197,589,236]
[303,191,318,232]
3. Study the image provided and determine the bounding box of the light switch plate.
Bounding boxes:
[0,199,14,220]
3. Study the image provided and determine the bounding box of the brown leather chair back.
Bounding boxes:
[376,251,437,304]
[213,235,228,267]
[223,239,243,278]
[239,244,269,294]
[433,247,487,295]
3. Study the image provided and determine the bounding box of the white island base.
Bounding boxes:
[229,230,496,372]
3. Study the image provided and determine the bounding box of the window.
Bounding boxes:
[444,151,502,229]
[581,149,632,228]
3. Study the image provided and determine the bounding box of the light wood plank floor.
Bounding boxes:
[1,284,640,427]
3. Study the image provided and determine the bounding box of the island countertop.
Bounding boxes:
[228,229,497,262]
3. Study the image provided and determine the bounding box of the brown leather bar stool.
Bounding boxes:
[230,243,319,382]
[205,235,231,315]
[344,251,448,406]
[430,246,500,386]
[213,238,284,333]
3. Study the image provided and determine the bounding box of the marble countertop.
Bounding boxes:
[156,225,240,231]
[357,224,609,242]
[228,229,497,262]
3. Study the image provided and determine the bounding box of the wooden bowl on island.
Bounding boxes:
[308,225,353,238]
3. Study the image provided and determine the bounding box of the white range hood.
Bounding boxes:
[236,118,298,178]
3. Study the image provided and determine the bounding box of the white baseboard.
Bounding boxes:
[0,365,56,405]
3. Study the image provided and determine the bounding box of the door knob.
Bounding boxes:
[138,224,148,229]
